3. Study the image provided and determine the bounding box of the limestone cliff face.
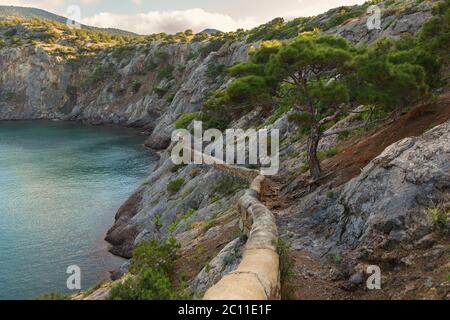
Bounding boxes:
[0,46,71,119]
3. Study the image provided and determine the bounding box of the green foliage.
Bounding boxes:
[154,49,170,62]
[349,39,428,111]
[131,80,142,93]
[300,163,310,174]
[129,238,180,276]
[321,6,366,30]
[192,32,210,42]
[325,252,342,265]
[170,164,186,173]
[84,62,119,87]
[417,0,450,86]
[167,178,185,193]
[153,213,162,231]
[277,239,295,300]
[153,86,169,98]
[112,45,135,61]
[317,148,337,160]
[427,204,450,229]
[227,75,269,103]
[267,104,291,125]
[4,28,17,37]
[175,112,199,129]
[212,176,245,198]
[157,65,175,81]
[199,39,225,57]
[108,269,175,300]
[169,208,197,232]
[109,238,189,300]
[207,63,226,79]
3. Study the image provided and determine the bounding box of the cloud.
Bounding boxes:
[0,0,66,11]
[82,8,264,35]
[292,0,366,17]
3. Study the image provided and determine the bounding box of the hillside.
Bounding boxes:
[0,5,137,36]
[0,0,449,300]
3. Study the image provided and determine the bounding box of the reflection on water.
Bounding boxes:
[0,121,157,300]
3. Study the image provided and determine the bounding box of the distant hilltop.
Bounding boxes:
[0,5,137,36]
[200,28,222,35]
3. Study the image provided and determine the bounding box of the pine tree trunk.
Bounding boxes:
[308,124,321,180]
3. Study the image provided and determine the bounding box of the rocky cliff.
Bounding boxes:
[1,0,446,299]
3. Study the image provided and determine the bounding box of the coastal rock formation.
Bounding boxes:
[281,120,450,255]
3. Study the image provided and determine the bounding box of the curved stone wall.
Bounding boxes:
[203,175,280,300]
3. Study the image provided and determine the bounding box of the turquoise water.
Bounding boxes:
[0,121,157,300]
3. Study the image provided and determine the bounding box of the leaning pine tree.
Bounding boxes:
[223,32,428,180]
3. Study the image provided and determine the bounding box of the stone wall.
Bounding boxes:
[203,175,280,300]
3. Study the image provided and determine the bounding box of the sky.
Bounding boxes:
[0,0,367,34]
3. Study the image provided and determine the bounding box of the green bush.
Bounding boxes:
[169,208,197,233]
[175,112,199,129]
[212,176,245,198]
[129,238,180,275]
[84,62,118,87]
[153,86,169,98]
[108,269,177,300]
[131,80,142,93]
[4,28,17,37]
[199,40,225,57]
[108,238,189,300]
[157,65,175,81]
[207,63,226,79]
[427,204,449,229]
[112,45,135,61]
[167,178,185,193]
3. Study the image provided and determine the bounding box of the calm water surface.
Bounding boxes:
[0,121,157,299]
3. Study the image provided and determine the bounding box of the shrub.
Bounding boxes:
[199,40,225,57]
[277,239,295,300]
[153,86,169,98]
[427,204,449,229]
[212,176,245,198]
[167,178,185,193]
[108,268,177,300]
[108,237,190,300]
[129,238,180,276]
[157,65,175,81]
[84,62,118,87]
[153,213,162,231]
[112,45,135,61]
[4,28,17,37]
[131,80,142,93]
[175,112,199,129]
[154,50,170,62]
[169,208,197,232]
[300,163,310,174]
[207,63,226,79]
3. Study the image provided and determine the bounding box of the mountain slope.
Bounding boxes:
[0,5,136,36]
